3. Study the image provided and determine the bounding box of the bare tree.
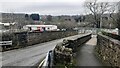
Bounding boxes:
[115,2,120,35]
[116,11,120,35]
[107,2,120,35]
[84,0,116,28]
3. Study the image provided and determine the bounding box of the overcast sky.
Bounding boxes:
[0,0,119,16]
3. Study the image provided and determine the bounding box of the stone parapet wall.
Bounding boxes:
[53,33,92,66]
[1,31,78,51]
[95,33,120,67]
[27,31,77,46]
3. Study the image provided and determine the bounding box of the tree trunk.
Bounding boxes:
[118,29,120,36]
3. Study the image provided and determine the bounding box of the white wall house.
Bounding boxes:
[23,25,58,31]
[0,22,16,26]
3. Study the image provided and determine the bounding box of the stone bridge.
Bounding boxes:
[39,32,120,68]
[1,31,120,68]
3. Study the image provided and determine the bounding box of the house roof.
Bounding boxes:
[25,25,57,27]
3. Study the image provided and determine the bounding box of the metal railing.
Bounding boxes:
[38,50,53,68]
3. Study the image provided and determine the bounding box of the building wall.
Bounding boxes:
[23,25,57,31]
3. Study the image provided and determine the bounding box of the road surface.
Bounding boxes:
[2,34,85,66]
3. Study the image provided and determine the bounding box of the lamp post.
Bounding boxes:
[100,15,103,29]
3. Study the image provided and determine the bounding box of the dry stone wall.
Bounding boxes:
[53,33,92,66]
[1,31,78,51]
[95,33,120,67]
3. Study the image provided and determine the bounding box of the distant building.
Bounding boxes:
[23,25,58,32]
[0,22,16,29]
[0,22,16,26]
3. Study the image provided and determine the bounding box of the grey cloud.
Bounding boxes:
[1,2,85,15]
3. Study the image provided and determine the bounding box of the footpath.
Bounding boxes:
[75,35,103,66]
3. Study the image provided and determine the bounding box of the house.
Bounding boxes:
[0,22,16,30]
[23,25,58,32]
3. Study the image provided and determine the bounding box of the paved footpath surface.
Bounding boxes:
[2,34,87,66]
[76,35,103,66]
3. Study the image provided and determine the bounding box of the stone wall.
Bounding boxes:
[53,33,92,66]
[102,31,120,40]
[27,31,78,46]
[2,31,78,51]
[95,33,120,67]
